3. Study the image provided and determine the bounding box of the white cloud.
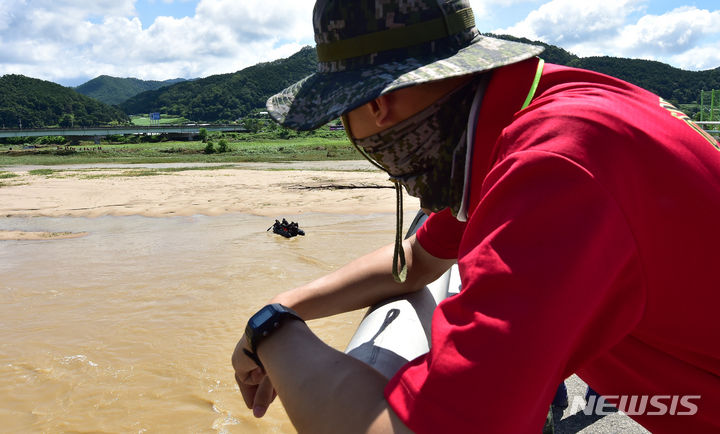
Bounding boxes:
[195,0,313,41]
[0,2,14,32]
[1,0,719,85]
[468,0,489,21]
[496,1,720,71]
[666,43,720,72]
[469,0,542,32]
[0,0,315,85]
[499,0,647,44]
[616,7,720,56]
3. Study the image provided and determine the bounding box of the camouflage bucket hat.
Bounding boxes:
[267,0,544,131]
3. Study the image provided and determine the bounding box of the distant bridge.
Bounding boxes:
[0,124,247,139]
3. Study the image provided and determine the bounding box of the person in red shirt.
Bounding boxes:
[231,1,720,433]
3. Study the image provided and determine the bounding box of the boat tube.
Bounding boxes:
[345,210,461,379]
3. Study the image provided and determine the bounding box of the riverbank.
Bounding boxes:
[0,137,361,166]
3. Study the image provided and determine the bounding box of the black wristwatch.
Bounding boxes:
[243,303,303,369]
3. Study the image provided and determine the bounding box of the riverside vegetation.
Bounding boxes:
[0,126,360,166]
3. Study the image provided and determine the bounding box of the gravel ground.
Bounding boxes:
[553,375,650,433]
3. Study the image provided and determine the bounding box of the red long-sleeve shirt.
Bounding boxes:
[385,59,720,434]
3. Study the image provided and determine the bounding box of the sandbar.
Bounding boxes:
[0,230,89,240]
[0,161,420,219]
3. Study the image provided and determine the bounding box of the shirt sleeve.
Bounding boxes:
[415,207,466,260]
[385,150,646,434]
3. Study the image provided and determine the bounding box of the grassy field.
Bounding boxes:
[0,136,362,166]
[18,165,241,179]
[130,115,190,126]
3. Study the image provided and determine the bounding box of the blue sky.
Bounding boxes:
[134,0,198,27]
[0,0,718,86]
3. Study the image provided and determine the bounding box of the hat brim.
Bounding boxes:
[266,35,544,131]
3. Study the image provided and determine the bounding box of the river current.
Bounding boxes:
[0,212,406,432]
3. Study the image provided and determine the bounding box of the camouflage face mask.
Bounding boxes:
[348,78,480,215]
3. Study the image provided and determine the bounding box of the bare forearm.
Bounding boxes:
[272,234,454,320]
[259,320,410,434]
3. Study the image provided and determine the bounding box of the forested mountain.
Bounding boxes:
[489,34,720,104]
[120,46,318,122]
[76,76,187,105]
[120,39,718,124]
[4,38,718,128]
[0,74,130,128]
[569,57,719,104]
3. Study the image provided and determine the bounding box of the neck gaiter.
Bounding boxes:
[342,76,486,282]
[350,78,480,215]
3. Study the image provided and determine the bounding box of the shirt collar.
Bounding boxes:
[462,57,545,221]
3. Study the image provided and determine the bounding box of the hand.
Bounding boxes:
[231,335,278,418]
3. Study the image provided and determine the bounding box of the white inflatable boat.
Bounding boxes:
[345,211,461,379]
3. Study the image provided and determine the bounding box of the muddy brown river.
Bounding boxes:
[0,212,410,432]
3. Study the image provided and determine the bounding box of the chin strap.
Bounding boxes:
[342,114,408,283]
[391,178,408,283]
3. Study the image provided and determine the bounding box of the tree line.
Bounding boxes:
[75,75,187,106]
[0,74,129,129]
[490,34,720,108]
[119,47,318,123]
[3,38,719,129]
[119,39,720,122]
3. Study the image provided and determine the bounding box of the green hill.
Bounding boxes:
[483,34,579,66]
[4,38,719,129]
[568,57,720,105]
[76,76,187,105]
[0,74,130,128]
[119,46,318,122]
[120,40,719,124]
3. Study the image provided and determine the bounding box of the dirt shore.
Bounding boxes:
[0,161,419,239]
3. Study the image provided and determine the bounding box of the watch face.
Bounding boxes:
[250,306,275,327]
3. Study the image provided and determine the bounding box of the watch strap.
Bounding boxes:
[244,303,303,370]
[243,348,264,371]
